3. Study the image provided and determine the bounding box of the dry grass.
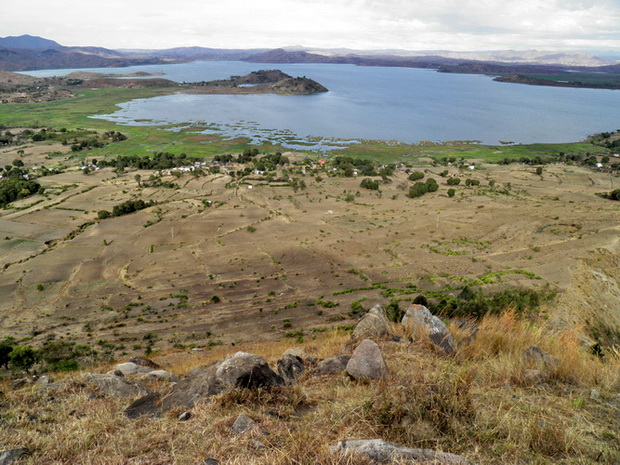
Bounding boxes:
[1,314,619,464]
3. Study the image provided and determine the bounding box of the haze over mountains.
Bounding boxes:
[0,34,617,73]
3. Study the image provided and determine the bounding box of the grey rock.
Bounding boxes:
[277,354,305,384]
[83,373,151,398]
[523,345,559,369]
[203,459,219,465]
[352,304,391,340]
[231,413,264,436]
[129,355,161,369]
[125,351,283,418]
[8,379,28,390]
[590,389,601,400]
[331,439,473,464]
[401,304,455,354]
[0,448,30,465]
[315,355,351,375]
[139,369,180,382]
[282,348,305,359]
[108,362,153,376]
[346,339,389,380]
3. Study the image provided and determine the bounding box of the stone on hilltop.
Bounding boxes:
[84,373,151,399]
[346,339,389,380]
[352,304,391,340]
[315,355,351,375]
[277,354,305,385]
[331,439,473,464]
[125,351,283,418]
[401,304,455,354]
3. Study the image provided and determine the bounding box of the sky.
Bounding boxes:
[4,0,620,52]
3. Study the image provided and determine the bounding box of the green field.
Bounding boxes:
[0,87,611,162]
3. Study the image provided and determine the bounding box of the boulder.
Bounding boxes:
[125,352,283,418]
[522,345,559,369]
[138,370,180,383]
[331,439,473,464]
[277,354,305,384]
[83,373,151,398]
[401,305,455,354]
[0,448,30,465]
[108,362,153,376]
[346,339,389,380]
[314,355,351,375]
[231,413,268,436]
[352,304,391,340]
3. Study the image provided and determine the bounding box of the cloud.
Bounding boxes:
[4,0,620,51]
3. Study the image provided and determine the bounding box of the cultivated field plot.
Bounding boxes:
[1,146,619,351]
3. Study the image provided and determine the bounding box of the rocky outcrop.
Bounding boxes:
[83,373,151,398]
[352,304,392,340]
[125,352,283,418]
[315,355,351,375]
[331,439,473,464]
[0,448,31,465]
[401,305,455,354]
[277,354,305,385]
[346,339,389,380]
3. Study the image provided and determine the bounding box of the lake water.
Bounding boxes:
[24,61,620,150]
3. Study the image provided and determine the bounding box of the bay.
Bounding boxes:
[24,61,620,149]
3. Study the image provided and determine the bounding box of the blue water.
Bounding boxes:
[23,61,620,150]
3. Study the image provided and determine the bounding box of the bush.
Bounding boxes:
[0,339,14,369]
[425,178,439,192]
[409,182,428,198]
[446,177,461,185]
[9,346,37,372]
[447,188,456,198]
[408,172,424,181]
[360,178,380,190]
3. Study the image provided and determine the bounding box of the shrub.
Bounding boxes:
[425,178,439,192]
[447,188,456,198]
[9,346,38,372]
[360,178,380,190]
[446,177,461,185]
[409,182,428,198]
[408,172,424,181]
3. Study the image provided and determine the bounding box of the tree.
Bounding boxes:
[409,182,428,198]
[408,172,424,181]
[535,166,543,176]
[0,339,14,369]
[134,174,142,187]
[425,178,439,192]
[447,188,456,198]
[9,346,37,373]
[446,177,461,186]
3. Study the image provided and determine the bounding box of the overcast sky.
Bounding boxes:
[4,0,620,52]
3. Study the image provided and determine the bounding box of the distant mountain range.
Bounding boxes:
[1,34,619,78]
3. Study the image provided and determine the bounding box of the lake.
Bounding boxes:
[24,61,620,150]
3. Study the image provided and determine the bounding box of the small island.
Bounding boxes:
[186,69,328,95]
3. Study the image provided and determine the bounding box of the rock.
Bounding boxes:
[0,448,30,465]
[277,354,305,384]
[108,362,153,376]
[231,413,267,436]
[203,459,219,465]
[282,348,305,359]
[35,375,53,387]
[523,345,559,369]
[83,373,151,398]
[315,355,351,375]
[346,339,389,380]
[590,389,601,400]
[139,370,180,382]
[125,352,283,418]
[401,305,455,354]
[8,379,28,390]
[129,356,161,369]
[331,439,473,464]
[178,411,192,421]
[352,304,391,340]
